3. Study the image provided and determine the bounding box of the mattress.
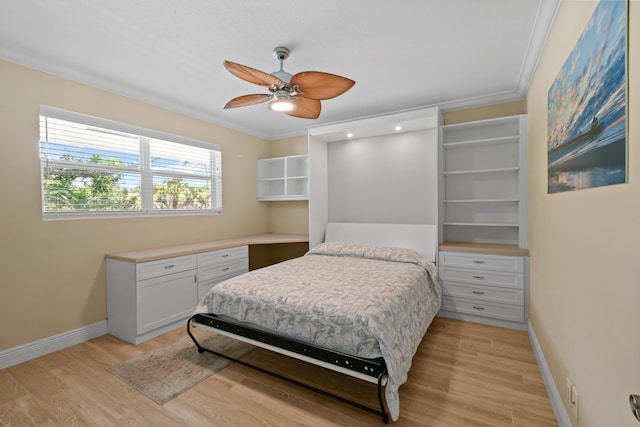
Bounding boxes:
[195,241,442,421]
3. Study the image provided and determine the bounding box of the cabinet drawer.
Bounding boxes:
[438,252,523,273]
[439,267,523,289]
[197,271,243,302]
[198,259,248,282]
[136,255,197,281]
[441,296,524,322]
[197,279,218,303]
[137,270,197,334]
[440,281,524,305]
[198,246,248,269]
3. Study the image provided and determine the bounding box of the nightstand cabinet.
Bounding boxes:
[438,250,528,330]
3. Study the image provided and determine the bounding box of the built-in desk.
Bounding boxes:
[106,234,309,344]
[106,233,309,263]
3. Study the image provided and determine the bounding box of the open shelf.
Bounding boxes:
[258,155,309,201]
[440,115,527,247]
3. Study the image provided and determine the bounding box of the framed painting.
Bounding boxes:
[547,0,628,193]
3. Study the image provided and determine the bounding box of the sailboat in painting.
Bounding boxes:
[547,0,627,193]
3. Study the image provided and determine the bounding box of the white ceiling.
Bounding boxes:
[0,0,559,140]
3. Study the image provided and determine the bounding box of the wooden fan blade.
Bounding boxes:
[224,61,284,88]
[224,94,271,109]
[285,97,321,119]
[290,72,355,100]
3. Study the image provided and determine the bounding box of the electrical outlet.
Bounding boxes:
[571,385,580,420]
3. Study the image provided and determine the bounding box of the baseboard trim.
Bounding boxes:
[0,321,108,370]
[528,319,572,427]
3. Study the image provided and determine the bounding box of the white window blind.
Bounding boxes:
[39,107,222,218]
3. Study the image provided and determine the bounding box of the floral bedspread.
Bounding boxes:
[195,241,441,421]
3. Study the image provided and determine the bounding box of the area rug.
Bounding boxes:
[107,332,254,405]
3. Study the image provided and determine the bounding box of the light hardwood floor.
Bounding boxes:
[0,317,557,426]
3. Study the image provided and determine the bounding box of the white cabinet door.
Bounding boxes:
[199,259,248,283]
[137,270,197,335]
[135,255,197,280]
[197,273,241,302]
[198,246,247,268]
[441,296,525,322]
[438,252,523,273]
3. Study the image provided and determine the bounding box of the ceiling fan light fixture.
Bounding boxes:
[269,90,295,112]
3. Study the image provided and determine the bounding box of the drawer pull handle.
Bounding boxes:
[472,291,485,295]
[222,254,229,258]
[472,306,485,311]
[472,275,485,280]
[164,264,175,269]
[473,260,485,264]
[221,267,229,271]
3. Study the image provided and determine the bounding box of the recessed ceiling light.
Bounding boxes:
[347,133,353,138]
[395,126,402,131]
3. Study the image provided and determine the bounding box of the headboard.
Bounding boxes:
[324,222,437,262]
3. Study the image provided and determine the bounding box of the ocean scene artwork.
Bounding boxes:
[547,0,627,193]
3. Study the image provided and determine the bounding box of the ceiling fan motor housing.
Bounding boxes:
[271,70,292,85]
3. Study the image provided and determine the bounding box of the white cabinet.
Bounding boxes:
[107,254,198,344]
[440,115,527,247]
[197,246,248,301]
[107,246,248,344]
[308,107,442,249]
[258,155,308,201]
[138,269,197,336]
[438,251,528,329]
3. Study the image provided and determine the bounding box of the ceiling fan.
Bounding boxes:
[223,46,355,119]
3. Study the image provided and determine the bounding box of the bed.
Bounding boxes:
[188,223,441,423]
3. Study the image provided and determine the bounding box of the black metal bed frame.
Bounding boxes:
[188,313,390,423]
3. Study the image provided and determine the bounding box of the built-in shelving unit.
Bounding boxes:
[257,154,309,201]
[438,115,528,329]
[439,115,527,247]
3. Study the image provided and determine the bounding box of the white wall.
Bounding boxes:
[327,130,438,224]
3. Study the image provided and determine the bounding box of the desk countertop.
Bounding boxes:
[106,233,309,263]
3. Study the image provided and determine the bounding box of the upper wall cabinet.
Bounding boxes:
[257,154,309,201]
[439,115,528,248]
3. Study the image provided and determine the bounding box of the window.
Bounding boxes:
[39,107,222,218]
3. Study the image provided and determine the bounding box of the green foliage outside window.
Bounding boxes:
[43,154,211,212]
